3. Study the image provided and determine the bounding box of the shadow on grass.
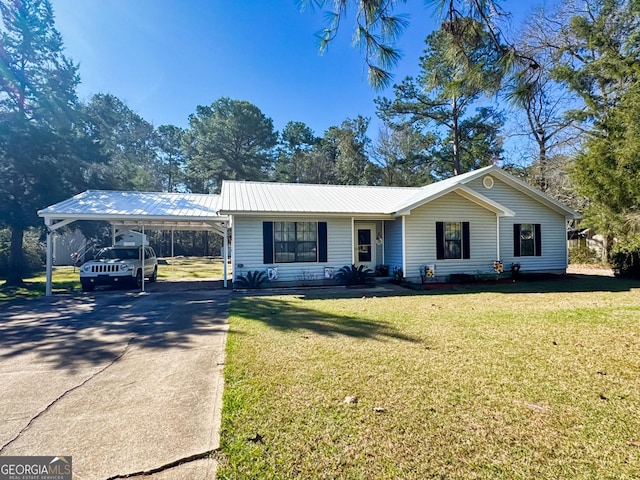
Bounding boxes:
[231,296,420,343]
[0,290,230,370]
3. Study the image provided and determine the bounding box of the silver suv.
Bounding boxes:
[80,246,158,292]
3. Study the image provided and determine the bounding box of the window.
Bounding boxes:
[514,223,541,257]
[263,221,328,264]
[274,222,317,263]
[436,222,470,260]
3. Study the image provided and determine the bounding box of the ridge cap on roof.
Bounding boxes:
[222,180,423,190]
[83,189,217,196]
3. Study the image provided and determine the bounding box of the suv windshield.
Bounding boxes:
[96,248,140,261]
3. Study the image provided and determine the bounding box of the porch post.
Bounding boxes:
[223,223,228,288]
[351,217,355,265]
[496,215,501,260]
[45,219,53,297]
[401,216,407,279]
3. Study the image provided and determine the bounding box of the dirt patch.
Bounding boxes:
[567,264,614,277]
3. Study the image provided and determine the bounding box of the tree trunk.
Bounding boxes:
[5,226,26,287]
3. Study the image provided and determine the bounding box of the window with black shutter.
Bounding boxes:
[514,223,542,257]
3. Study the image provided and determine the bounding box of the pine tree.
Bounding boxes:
[0,0,81,286]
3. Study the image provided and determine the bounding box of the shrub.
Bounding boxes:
[0,228,47,278]
[335,264,373,286]
[569,242,600,264]
[610,238,640,278]
[235,270,268,289]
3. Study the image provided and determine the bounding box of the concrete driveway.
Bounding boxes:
[0,287,230,479]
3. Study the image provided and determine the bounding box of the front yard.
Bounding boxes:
[218,276,640,479]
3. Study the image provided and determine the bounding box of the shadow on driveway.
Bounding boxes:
[0,289,229,370]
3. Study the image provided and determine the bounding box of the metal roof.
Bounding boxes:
[219,165,580,219]
[219,181,422,215]
[38,190,226,229]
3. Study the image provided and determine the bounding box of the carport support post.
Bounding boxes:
[223,224,228,288]
[45,219,53,297]
[141,224,145,292]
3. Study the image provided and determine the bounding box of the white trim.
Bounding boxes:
[351,217,355,265]
[45,219,53,297]
[381,221,385,265]
[496,215,501,260]
[402,216,407,278]
[223,224,228,288]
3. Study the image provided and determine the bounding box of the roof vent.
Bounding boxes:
[483,176,494,189]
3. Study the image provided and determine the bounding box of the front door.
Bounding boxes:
[355,223,376,271]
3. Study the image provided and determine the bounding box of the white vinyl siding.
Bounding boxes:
[232,216,352,282]
[383,218,403,274]
[404,191,497,281]
[467,175,569,272]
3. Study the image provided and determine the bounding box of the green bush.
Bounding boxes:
[234,270,268,289]
[335,264,373,286]
[569,242,600,264]
[610,238,640,278]
[0,228,46,278]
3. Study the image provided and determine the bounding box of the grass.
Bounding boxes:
[218,276,640,479]
[0,256,226,301]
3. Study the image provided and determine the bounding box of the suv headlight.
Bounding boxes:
[81,264,90,272]
[120,263,131,271]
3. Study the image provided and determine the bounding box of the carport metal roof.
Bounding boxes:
[38,190,230,295]
[38,190,228,232]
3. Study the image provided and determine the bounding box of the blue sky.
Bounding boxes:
[51,0,546,140]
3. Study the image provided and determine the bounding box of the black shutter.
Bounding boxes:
[513,224,521,257]
[263,222,273,264]
[462,222,470,259]
[534,224,542,256]
[436,222,445,260]
[318,222,328,262]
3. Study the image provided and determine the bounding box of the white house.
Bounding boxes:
[219,165,581,284]
[39,165,581,293]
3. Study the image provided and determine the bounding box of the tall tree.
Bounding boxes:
[155,124,185,192]
[327,115,378,185]
[374,123,436,186]
[83,93,160,191]
[183,97,277,193]
[273,121,317,183]
[377,19,504,177]
[0,0,82,286]
[548,0,640,250]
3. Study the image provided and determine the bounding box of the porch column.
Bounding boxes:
[45,219,53,297]
[223,223,228,288]
[496,215,501,260]
[351,217,355,265]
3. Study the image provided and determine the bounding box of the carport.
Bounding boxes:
[37,190,230,296]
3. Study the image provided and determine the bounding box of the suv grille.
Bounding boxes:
[91,264,121,273]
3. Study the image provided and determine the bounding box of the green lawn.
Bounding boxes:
[218,276,640,479]
[0,256,226,301]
